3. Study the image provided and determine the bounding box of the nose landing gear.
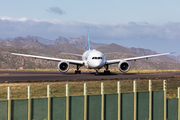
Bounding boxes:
[95,70,99,76]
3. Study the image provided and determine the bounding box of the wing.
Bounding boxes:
[8,52,84,65]
[106,52,172,65]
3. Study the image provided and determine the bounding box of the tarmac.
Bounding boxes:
[0,70,180,83]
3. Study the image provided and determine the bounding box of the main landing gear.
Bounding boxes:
[104,65,110,75]
[75,65,81,74]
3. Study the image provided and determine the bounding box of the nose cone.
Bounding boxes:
[88,59,105,69]
[90,60,102,68]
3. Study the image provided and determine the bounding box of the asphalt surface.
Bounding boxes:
[0,70,180,83]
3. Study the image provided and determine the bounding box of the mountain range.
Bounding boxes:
[0,35,107,49]
[0,35,180,70]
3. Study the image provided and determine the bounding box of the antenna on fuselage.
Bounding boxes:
[87,26,90,50]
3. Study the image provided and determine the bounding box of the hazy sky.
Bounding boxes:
[0,0,180,55]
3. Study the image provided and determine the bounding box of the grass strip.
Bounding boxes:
[0,77,180,100]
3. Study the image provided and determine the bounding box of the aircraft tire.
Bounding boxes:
[75,70,81,74]
[104,70,110,75]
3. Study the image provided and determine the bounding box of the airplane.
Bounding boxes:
[7,27,172,75]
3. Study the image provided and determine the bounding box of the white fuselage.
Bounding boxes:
[82,50,105,69]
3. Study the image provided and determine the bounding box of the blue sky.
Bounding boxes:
[0,0,180,55]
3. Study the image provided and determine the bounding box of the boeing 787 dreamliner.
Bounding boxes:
[8,27,172,75]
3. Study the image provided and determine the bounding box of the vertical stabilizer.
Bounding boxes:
[87,26,90,50]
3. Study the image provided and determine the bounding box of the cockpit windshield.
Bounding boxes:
[92,57,102,59]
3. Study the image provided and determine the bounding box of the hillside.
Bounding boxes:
[26,35,53,45]
[169,55,180,62]
[0,37,38,48]
[53,43,85,54]
[97,43,138,55]
[22,42,48,49]
[177,56,180,61]
[0,39,9,44]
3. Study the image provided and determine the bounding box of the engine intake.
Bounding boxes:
[118,61,130,73]
[58,61,70,73]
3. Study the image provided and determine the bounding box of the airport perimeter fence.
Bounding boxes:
[0,80,179,120]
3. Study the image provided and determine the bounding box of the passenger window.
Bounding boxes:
[95,57,97,59]
[92,57,94,59]
[98,57,101,59]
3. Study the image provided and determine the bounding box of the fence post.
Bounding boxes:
[28,86,31,120]
[133,80,137,120]
[101,82,104,120]
[66,84,69,120]
[117,81,121,120]
[163,80,167,120]
[47,85,51,120]
[178,87,180,120]
[149,80,152,120]
[8,87,11,120]
[84,83,87,120]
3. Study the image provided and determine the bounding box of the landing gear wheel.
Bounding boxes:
[104,70,110,75]
[75,70,81,74]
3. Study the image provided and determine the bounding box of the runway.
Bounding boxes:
[0,70,180,83]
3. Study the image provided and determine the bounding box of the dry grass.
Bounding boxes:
[0,77,180,100]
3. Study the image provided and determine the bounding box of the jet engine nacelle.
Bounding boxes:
[118,61,130,73]
[58,61,70,73]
